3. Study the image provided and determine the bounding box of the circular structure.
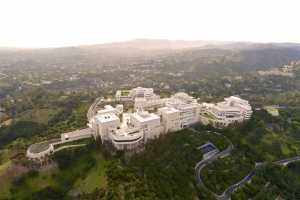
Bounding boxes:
[26,141,55,161]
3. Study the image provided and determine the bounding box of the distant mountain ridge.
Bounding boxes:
[0,39,300,74]
[1,39,300,52]
[84,39,233,50]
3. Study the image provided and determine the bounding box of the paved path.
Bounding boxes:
[273,156,300,166]
[191,128,300,200]
[216,156,300,200]
[27,128,92,157]
[54,144,87,152]
[190,128,234,199]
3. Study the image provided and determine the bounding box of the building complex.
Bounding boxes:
[88,87,252,151]
[27,87,252,160]
[199,96,252,127]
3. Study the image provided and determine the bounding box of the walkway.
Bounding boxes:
[27,128,92,159]
[54,144,87,152]
[190,128,234,199]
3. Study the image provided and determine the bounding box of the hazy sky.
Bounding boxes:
[0,0,299,48]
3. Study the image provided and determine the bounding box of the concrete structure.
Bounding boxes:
[96,105,122,116]
[88,106,161,150]
[27,141,55,162]
[90,112,120,141]
[88,91,202,150]
[115,90,132,101]
[27,129,93,162]
[134,97,165,110]
[130,110,161,141]
[61,128,92,142]
[116,87,157,102]
[158,107,181,133]
[90,92,252,150]
[116,87,163,110]
[27,88,253,159]
[166,92,200,128]
[199,96,252,127]
[223,96,252,120]
[129,87,156,99]
[110,128,144,150]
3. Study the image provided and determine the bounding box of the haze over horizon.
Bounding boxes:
[0,0,299,48]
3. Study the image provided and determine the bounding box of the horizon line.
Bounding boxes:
[1,38,300,50]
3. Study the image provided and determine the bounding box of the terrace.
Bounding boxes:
[121,90,130,96]
[200,112,217,120]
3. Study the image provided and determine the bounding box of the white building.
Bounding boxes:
[27,142,55,162]
[61,129,92,142]
[199,96,252,127]
[223,96,252,120]
[115,90,132,101]
[116,87,165,111]
[165,92,200,128]
[90,91,202,151]
[96,105,122,116]
[27,88,253,157]
[116,87,157,102]
[89,112,120,142]
[89,105,162,150]
[110,127,144,150]
[134,97,165,110]
[129,87,155,99]
[158,107,181,133]
[130,110,162,141]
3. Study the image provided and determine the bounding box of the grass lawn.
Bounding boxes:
[0,160,13,199]
[201,112,217,120]
[72,153,107,193]
[121,90,130,96]
[0,179,11,199]
[0,160,12,176]
[9,145,107,199]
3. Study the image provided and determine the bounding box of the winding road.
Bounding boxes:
[191,128,300,200]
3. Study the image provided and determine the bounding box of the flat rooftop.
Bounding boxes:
[131,111,160,122]
[28,138,60,154]
[96,113,119,123]
[61,128,92,138]
[158,107,179,114]
[97,105,117,115]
